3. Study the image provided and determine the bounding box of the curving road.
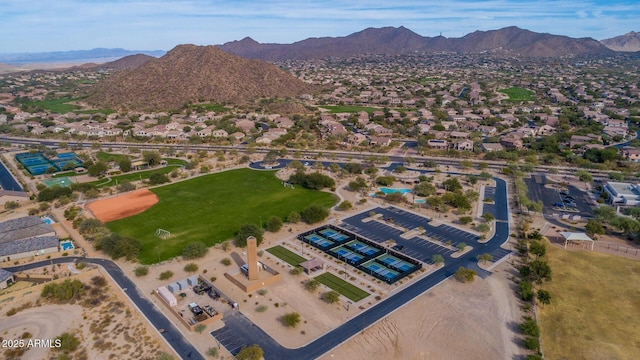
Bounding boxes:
[211,177,511,359]
[2,257,204,360]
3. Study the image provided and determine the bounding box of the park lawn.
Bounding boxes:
[95,151,134,163]
[189,103,229,112]
[538,239,640,359]
[314,272,369,302]
[107,168,338,264]
[498,87,534,101]
[22,97,79,113]
[266,245,307,267]
[87,165,181,187]
[52,171,77,178]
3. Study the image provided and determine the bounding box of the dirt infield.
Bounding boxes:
[87,189,159,222]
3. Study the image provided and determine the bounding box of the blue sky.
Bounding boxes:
[0,0,638,53]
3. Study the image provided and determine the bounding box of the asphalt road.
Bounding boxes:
[2,257,204,360]
[211,177,511,359]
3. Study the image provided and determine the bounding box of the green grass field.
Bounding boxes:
[538,239,640,359]
[266,245,307,267]
[189,103,229,112]
[95,151,133,163]
[88,165,182,187]
[22,97,79,113]
[106,169,338,264]
[498,87,534,101]
[314,272,369,302]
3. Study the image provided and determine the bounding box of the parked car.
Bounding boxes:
[564,195,576,201]
[559,190,569,196]
[392,244,405,251]
[553,202,565,207]
[566,202,577,208]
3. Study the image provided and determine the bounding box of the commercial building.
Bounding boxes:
[0,268,14,289]
[0,216,59,262]
[603,182,640,206]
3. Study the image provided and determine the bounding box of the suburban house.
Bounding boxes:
[454,139,474,151]
[500,137,523,150]
[481,143,504,152]
[621,147,640,162]
[212,129,229,138]
[427,139,448,150]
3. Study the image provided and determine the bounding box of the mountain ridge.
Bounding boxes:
[218,26,614,60]
[601,31,640,52]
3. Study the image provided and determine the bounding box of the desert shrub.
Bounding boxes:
[159,271,174,280]
[454,266,476,283]
[322,291,341,304]
[134,266,149,277]
[184,263,198,273]
[53,332,80,352]
[280,312,301,328]
[181,242,208,259]
[221,258,232,266]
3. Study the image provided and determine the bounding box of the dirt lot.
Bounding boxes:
[0,269,173,359]
[87,189,159,222]
[319,261,523,360]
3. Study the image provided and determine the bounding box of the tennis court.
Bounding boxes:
[378,254,417,272]
[346,240,380,256]
[331,246,364,263]
[362,261,399,282]
[43,177,74,188]
[320,228,350,241]
[304,234,334,248]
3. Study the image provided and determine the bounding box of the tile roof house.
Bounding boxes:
[500,137,523,150]
[481,143,504,152]
[454,139,474,151]
[621,147,640,162]
[427,139,449,150]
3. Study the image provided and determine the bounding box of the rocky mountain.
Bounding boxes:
[601,31,640,52]
[219,26,614,60]
[86,44,314,111]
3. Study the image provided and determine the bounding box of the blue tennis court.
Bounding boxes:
[320,228,350,241]
[22,157,48,166]
[331,247,364,262]
[362,261,399,281]
[378,254,417,272]
[346,241,380,256]
[57,152,77,159]
[27,164,52,174]
[304,234,334,248]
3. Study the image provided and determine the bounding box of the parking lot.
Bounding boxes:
[340,206,481,264]
[525,174,594,217]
